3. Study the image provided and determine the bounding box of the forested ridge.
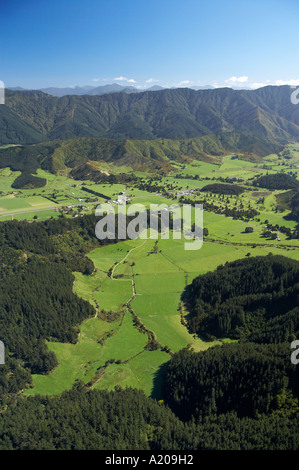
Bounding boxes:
[184,255,299,340]
[200,183,246,195]
[156,255,299,449]
[163,343,298,421]
[253,172,299,191]
[0,216,298,450]
[2,86,299,145]
[0,216,102,399]
[0,383,298,450]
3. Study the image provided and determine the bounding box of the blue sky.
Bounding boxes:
[1,0,299,90]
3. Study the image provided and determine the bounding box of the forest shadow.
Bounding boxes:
[150,360,170,401]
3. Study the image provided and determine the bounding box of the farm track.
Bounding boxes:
[109,239,147,304]
[110,239,147,281]
[90,239,163,389]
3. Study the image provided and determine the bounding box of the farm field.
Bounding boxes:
[0,195,56,211]
[3,147,299,400]
[26,210,299,397]
[0,147,298,223]
[25,317,118,396]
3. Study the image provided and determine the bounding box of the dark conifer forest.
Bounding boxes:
[183,255,299,340]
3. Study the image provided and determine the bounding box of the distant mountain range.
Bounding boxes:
[7,83,215,97]
[1,85,299,148]
[1,84,299,187]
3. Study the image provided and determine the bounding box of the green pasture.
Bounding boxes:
[24,317,118,396]
[219,155,256,171]
[1,148,298,224]
[176,155,260,181]
[0,197,31,211]
[78,274,132,312]
[93,349,170,398]
[98,311,148,364]
[0,209,61,222]
[203,209,298,246]
[178,160,220,177]
[0,167,22,191]
[93,363,141,391]
[0,194,57,213]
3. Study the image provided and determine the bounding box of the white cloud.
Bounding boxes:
[226,76,249,84]
[274,79,299,87]
[248,79,299,89]
[249,82,269,89]
[176,80,191,87]
[113,76,136,84]
[92,78,100,82]
[145,78,159,84]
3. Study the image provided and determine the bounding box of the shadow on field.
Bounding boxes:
[150,360,170,401]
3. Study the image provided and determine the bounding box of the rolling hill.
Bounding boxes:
[0,131,282,189]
